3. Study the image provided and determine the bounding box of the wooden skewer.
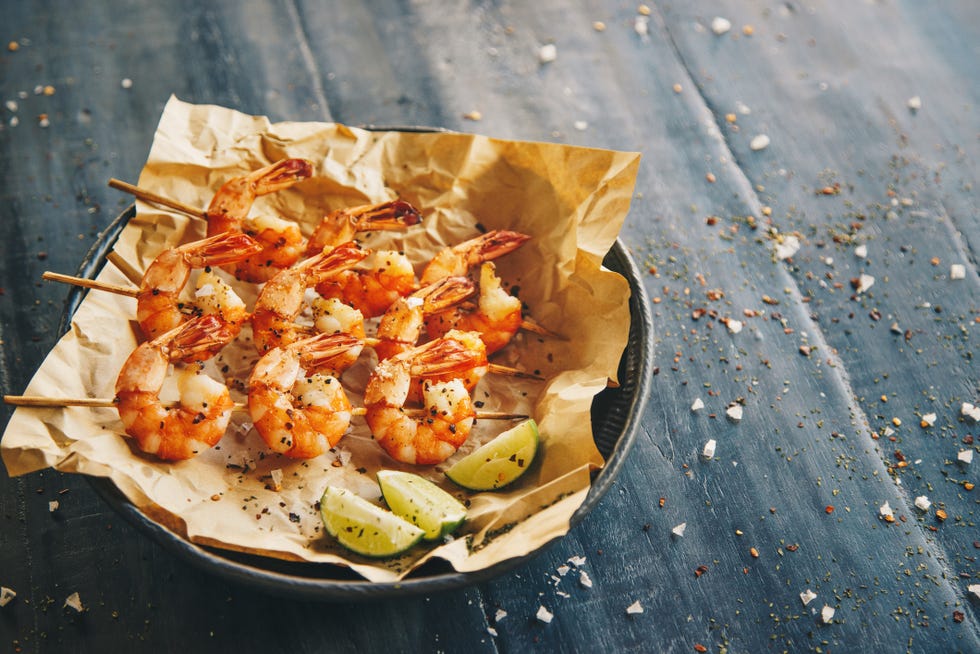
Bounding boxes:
[3,394,527,420]
[106,251,144,286]
[108,178,207,220]
[43,272,139,298]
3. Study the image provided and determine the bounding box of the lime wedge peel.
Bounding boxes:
[446,418,539,491]
[377,470,467,540]
[320,486,424,558]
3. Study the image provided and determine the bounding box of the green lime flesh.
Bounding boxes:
[446,418,539,491]
[319,486,424,558]
[377,470,467,540]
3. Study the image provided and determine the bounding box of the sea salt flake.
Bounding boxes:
[556,564,570,577]
[121,78,133,89]
[950,264,965,280]
[969,584,980,600]
[726,318,743,334]
[568,555,587,566]
[556,590,571,599]
[0,587,15,607]
[854,244,868,258]
[672,522,687,537]
[855,273,874,293]
[536,605,554,623]
[626,600,644,615]
[579,570,593,588]
[921,413,936,426]
[907,96,921,110]
[48,500,59,512]
[914,496,931,511]
[573,120,588,131]
[634,16,649,36]
[702,439,717,459]
[961,402,980,423]
[821,605,835,623]
[494,608,507,622]
[194,283,215,298]
[64,592,84,613]
[750,134,770,151]
[711,17,732,35]
[775,235,800,260]
[4,100,16,112]
[538,43,557,63]
[487,626,498,637]
[726,403,743,422]
[800,589,817,606]
[691,398,705,412]
[879,501,894,519]
[9,116,19,127]
[270,468,284,491]
[957,450,973,465]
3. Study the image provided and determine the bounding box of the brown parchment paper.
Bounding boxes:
[2,96,640,582]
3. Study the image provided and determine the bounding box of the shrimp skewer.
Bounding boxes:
[364,330,488,465]
[251,242,369,355]
[137,232,260,355]
[204,158,315,283]
[424,262,522,355]
[306,200,422,254]
[114,315,236,461]
[248,332,361,459]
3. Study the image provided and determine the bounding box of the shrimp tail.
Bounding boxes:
[247,158,315,194]
[461,230,531,268]
[420,276,477,313]
[180,232,264,267]
[403,332,487,378]
[291,332,364,371]
[165,314,238,361]
[350,200,422,232]
[302,241,370,283]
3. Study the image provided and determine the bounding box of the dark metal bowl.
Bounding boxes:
[62,204,654,600]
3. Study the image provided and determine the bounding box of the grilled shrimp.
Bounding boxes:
[248,332,361,459]
[205,158,314,282]
[305,200,422,255]
[251,242,368,355]
[114,315,236,461]
[374,276,475,362]
[136,232,260,356]
[424,262,522,355]
[364,330,487,465]
[419,230,530,285]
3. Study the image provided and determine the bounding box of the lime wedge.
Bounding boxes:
[377,470,467,540]
[446,419,539,491]
[319,486,424,558]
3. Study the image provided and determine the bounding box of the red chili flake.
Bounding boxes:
[691,308,707,320]
[825,505,835,514]
[706,216,718,225]
[786,543,799,552]
[694,565,709,578]
[953,610,965,623]
[694,644,708,653]
[659,497,666,508]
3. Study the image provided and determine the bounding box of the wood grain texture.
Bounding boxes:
[1,1,976,652]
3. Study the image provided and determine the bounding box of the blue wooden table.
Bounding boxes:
[1,2,977,651]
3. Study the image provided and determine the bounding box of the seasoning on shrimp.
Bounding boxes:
[248,332,362,459]
[364,330,487,465]
[136,232,260,356]
[205,158,314,282]
[114,315,236,461]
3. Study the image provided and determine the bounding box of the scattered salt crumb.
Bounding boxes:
[536,605,554,623]
[487,626,498,637]
[962,402,980,423]
[907,96,921,111]
[556,590,571,598]
[64,592,84,613]
[950,264,965,280]
[4,100,16,112]
[775,235,801,260]
[48,500,59,513]
[494,608,507,622]
[725,318,743,334]
[710,17,732,35]
[969,584,980,600]
[270,468,284,491]
[702,439,717,459]
[573,120,588,131]
[538,43,557,64]
[38,115,50,128]
[883,426,895,437]
[462,110,482,121]
[626,600,644,615]
[957,449,973,465]
[0,587,15,607]
[579,570,593,588]
[821,605,835,623]
[726,403,743,422]
[556,564,570,577]
[735,100,751,115]
[634,16,649,36]
[749,134,770,151]
[914,496,931,512]
[854,244,868,258]
[335,446,353,467]
[194,283,215,298]
[921,413,936,427]
[855,273,875,293]
[691,398,705,412]
[121,78,133,89]
[568,555,587,566]
[800,589,817,606]
[9,116,19,127]
[879,501,894,520]
[672,522,687,537]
